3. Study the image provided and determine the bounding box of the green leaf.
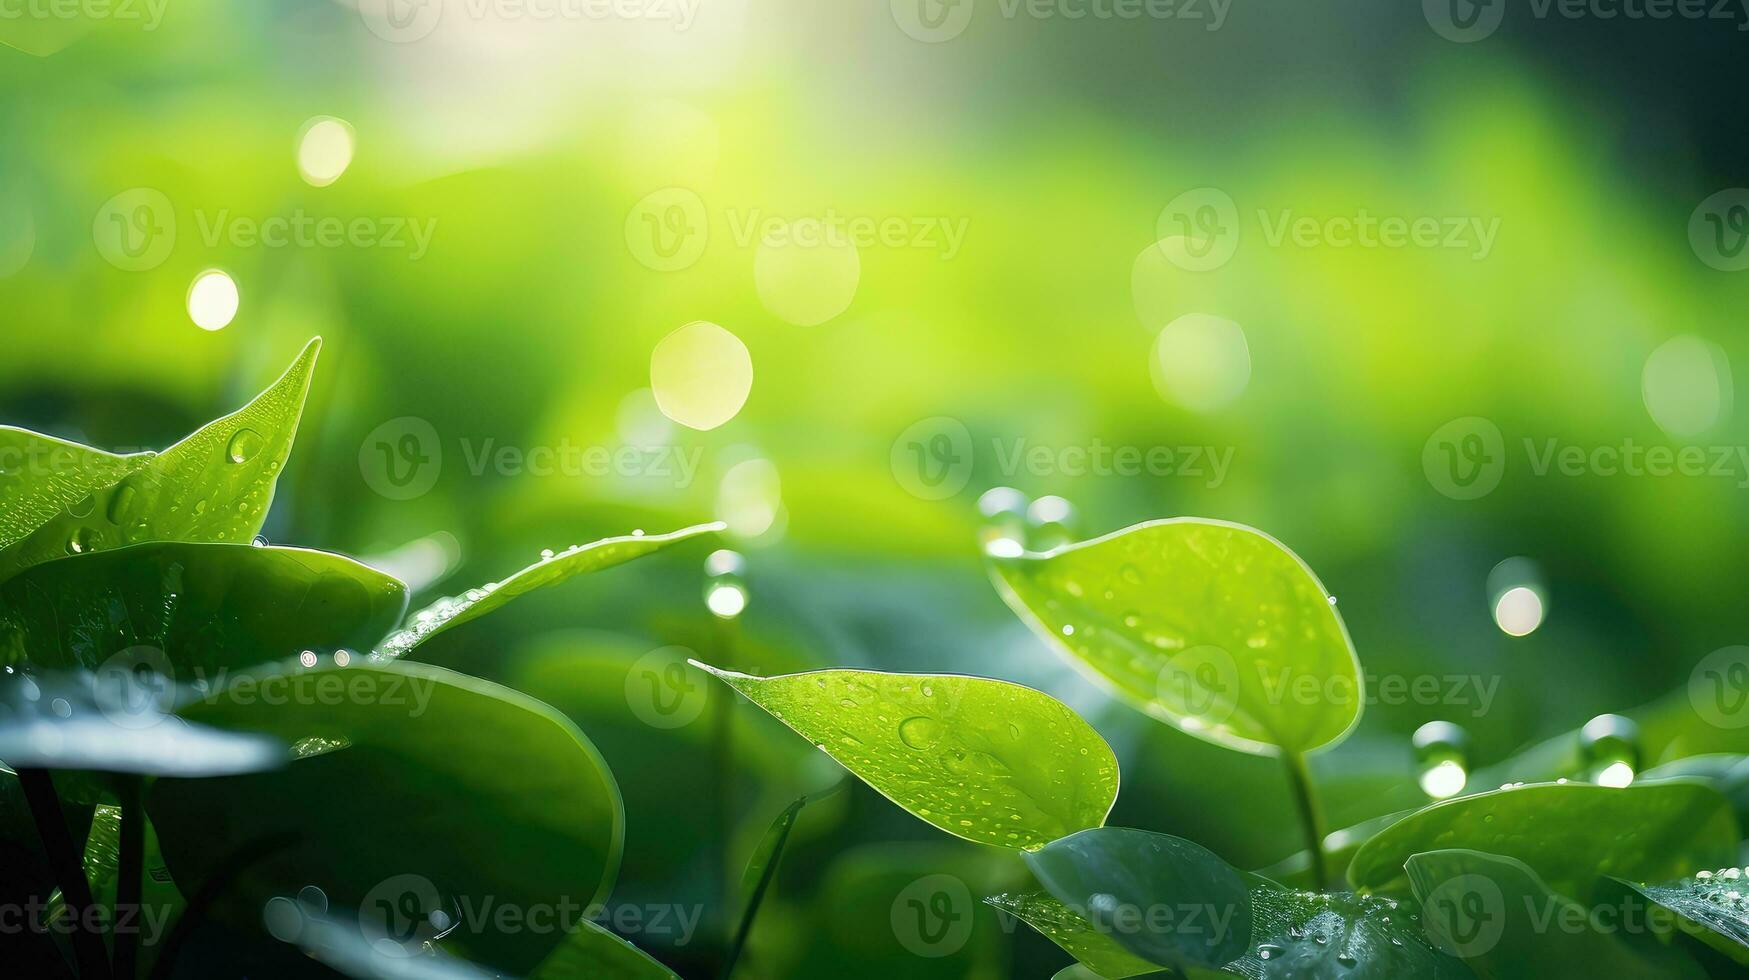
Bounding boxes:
[265,901,498,980]
[1232,880,1472,979]
[0,542,408,674]
[530,919,682,980]
[988,519,1361,754]
[985,891,1165,979]
[1603,867,1749,966]
[1349,781,1738,899]
[0,428,151,552]
[1405,849,1705,979]
[0,338,321,584]
[149,661,623,974]
[1023,828,1252,969]
[375,522,722,660]
[694,663,1118,849]
[0,672,287,776]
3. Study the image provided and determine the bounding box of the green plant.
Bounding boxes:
[706,516,1749,978]
[0,339,712,979]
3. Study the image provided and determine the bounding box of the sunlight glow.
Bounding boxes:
[187,270,240,331]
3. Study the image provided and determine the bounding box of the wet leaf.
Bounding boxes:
[0,338,321,583]
[988,519,1361,754]
[265,901,498,980]
[530,918,682,979]
[1604,867,1749,966]
[695,664,1117,849]
[0,542,407,675]
[1230,880,1472,979]
[1349,781,1737,899]
[1405,849,1704,979]
[150,661,623,974]
[985,891,1164,978]
[0,427,151,551]
[375,523,721,660]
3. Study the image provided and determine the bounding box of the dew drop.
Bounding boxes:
[66,527,98,555]
[227,428,264,464]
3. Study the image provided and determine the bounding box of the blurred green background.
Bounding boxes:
[4,1,1748,975]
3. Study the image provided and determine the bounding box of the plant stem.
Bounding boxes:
[114,779,144,980]
[17,768,112,980]
[709,615,740,948]
[1282,751,1328,889]
[721,798,804,980]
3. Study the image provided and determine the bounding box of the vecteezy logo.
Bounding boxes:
[891,874,973,957]
[1422,873,1505,958]
[1691,646,1749,729]
[93,188,176,272]
[1156,187,1239,272]
[360,874,455,954]
[92,646,176,729]
[1422,416,1505,500]
[889,416,974,501]
[358,417,442,501]
[358,0,443,42]
[625,647,708,729]
[1423,0,1504,42]
[1689,190,1749,272]
[1156,645,1240,730]
[892,0,975,42]
[625,188,709,272]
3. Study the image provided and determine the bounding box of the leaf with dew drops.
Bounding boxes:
[693,663,1118,850]
[1349,781,1738,899]
[987,518,1362,756]
[1602,866,1749,967]
[985,891,1166,978]
[0,541,407,675]
[0,428,152,552]
[0,338,323,584]
[374,522,722,660]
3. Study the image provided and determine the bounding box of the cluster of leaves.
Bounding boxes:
[0,339,715,979]
[706,520,1749,978]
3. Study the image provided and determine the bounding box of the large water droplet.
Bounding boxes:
[106,484,137,525]
[1413,720,1470,799]
[898,716,942,749]
[66,527,98,555]
[1027,495,1077,552]
[703,548,748,619]
[227,428,264,464]
[1580,713,1640,787]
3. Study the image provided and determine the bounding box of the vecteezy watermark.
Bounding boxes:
[1155,187,1500,271]
[1154,647,1502,723]
[1690,189,1749,271]
[0,899,177,944]
[92,188,176,272]
[1690,646,1749,729]
[890,0,1231,43]
[194,209,437,261]
[0,0,169,30]
[1422,416,1749,500]
[357,874,703,953]
[1424,0,1749,43]
[623,188,971,271]
[0,439,153,480]
[357,416,704,501]
[1422,869,1691,956]
[1420,873,1507,958]
[889,417,1235,501]
[357,0,700,43]
[890,875,975,957]
[624,647,707,729]
[92,647,439,724]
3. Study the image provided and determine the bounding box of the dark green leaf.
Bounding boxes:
[1603,867,1749,966]
[530,918,681,979]
[985,891,1163,979]
[988,519,1361,754]
[149,661,623,974]
[696,663,1118,849]
[0,542,407,674]
[375,523,721,660]
[1348,781,1738,899]
[0,338,321,583]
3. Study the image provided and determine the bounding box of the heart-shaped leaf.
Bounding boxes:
[0,338,321,584]
[375,523,721,660]
[1023,828,1252,969]
[988,519,1361,754]
[0,542,407,675]
[1406,849,1705,979]
[1602,867,1749,966]
[530,918,682,979]
[0,672,286,776]
[1349,782,1738,899]
[0,428,151,552]
[149,661,623,974]
[695,664,1118,849]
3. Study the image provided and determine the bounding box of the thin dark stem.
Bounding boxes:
[709,615,740,947]
[17,769,112,980]
[720,798,803,980]
[1282,751,1328,889]
[113,780,144,980]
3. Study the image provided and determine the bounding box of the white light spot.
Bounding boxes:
[716,456,781,539]
[706,583,747,619]
[297,117,355,188]
[1643,335,1731,437]
[1419,760,1468,799]
[1596,761,1635,788]
[984,538,1024,559]
[754,219,860,327]
[1493,586,1544,637]
[187,270,239,331]
[650,321,753,431]
[1149,313,1251,412]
